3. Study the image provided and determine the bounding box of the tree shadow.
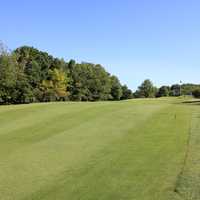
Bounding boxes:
[182,100,200,105]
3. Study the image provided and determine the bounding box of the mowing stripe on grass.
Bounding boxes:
[174,103,200,200]
[0,98,196,200]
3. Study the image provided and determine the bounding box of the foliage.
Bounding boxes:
[170,84,181,96]
[192,89,200,98]
[156,86,170,97]
[41,68,68,101]
[0,44,132,104]
[135,79,157,98]
[181,84,200,96]
[155,84,200,98]
[0,53,17,103]
[110,76,122,100]
[121,85,133,100]
[69,63,113,101]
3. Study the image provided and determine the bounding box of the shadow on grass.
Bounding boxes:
[181,100,200,105]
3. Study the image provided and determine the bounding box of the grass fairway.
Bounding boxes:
[0,98,199,200]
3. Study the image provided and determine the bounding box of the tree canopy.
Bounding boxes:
[0,44,133,104]
[134,79,157,98]
[1,43,200,104]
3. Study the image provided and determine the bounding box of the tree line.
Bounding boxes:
[134,79,200,98]
[0,44,133,104]
[1,43,199,105]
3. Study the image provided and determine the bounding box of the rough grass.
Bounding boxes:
[0,98,198,200]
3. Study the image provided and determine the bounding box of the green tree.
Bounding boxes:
[170,84,181,96]
[180,84,200,96]
[69,63,112,101]
[0,44,33,104]
[192,89,200,98]
[156,86,170,97]
[110,76,122,100]
[136,79,156,98]
[14,46,54,81]
[0,44,17,104]
[68,59,76,72]
[11,69,33,104]
[0,43,129,104]
[121,85,133,100]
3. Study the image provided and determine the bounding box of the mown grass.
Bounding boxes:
[174,100,200,200]
[0,98,198,200]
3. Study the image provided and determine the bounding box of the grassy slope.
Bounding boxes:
[0,98,197,200]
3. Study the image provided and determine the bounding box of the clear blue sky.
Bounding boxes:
[1,0,200,90]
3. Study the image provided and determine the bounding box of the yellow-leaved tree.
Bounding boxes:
[41,68,69,101]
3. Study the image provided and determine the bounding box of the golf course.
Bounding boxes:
[0,97,199,200]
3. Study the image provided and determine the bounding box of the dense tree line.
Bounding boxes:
[0,44,133,104]
[1,42,200,104]
[134,79,200,98]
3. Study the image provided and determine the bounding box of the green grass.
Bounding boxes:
[174,100,200,200]
[0,98,199,200]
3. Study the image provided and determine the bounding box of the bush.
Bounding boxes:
[192,89,200,98]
